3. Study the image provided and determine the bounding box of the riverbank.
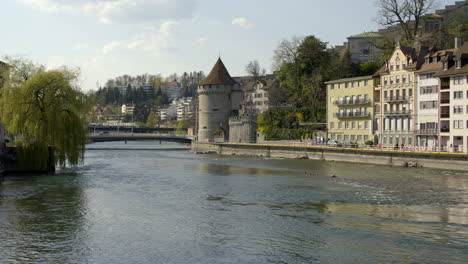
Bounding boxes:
[192,142,468,171]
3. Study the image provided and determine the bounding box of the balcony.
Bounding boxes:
[415,129,438,135]
[384,96,410,103]
[440,113,450,118]
[440,99,450,104]
[440,127,450,133]
[333,99,371,106]
[384,110,412,116]
[333,112,371,119]
[440,84,450,90]
[382,130,414,134]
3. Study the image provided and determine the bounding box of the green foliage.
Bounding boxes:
[365,140,374,146]
[176,120,187,134]
[359,61,381,76]
[146,111,159,128]
[0,63,89,168]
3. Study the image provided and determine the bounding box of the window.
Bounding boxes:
[454,76,465,85]
[345,82,349,88]
[409,88,413,97]
[454,120,464,129]
[402,75,406,83]
[390,63,394,71]
[357,135,363,141]
[330,122,335,129]
[364,121,369,129]
[454,105,463,114]
[365,80,368,86]
[352,121,356,129]
[420,85,437,94]
[384,77,388,85]
[364,135,369,141]
[338,122,342,129]
[396,75,400,84]
[344,135,349,141]
[337,135,342,141]
[443,62,448,70]
[420,101,437,109]
[351,135,356,141]
[454,91,463,99]
[390,76,394,84]
[345,122,349,129]
[456,60,461,69]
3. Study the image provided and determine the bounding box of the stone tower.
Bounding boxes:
[197,58,237,142]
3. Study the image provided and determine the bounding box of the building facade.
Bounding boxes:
[176,97,194,121]
[375,44,428,147]
[326,75,376,144]
[347,32,385,63]
[414,49,452,147]
[435,42,468,152]
[197,58,238,142]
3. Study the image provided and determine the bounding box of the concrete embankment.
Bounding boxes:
[192,142,468,171]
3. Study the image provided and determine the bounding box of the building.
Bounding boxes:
[347,32,385,63]
[160,82,181,101]
[121,104,135,115]
[414,48,454,148]
[243,78,280,113]
[375,43,429,147]
[176,97,194,121]
[434,41,468,152]
[197,58,239,142]
[326,75,376,144]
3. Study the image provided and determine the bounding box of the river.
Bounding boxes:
[1,141,468,264]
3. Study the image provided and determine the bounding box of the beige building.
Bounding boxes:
[375,43,428,147]
[326,75,376,144]
[243,78,280,113]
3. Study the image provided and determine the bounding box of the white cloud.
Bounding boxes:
[18,0,196,24]
[232,17,254,28]
[101,21,180,54]
[195,37,207,45]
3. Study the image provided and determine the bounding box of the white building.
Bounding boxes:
[176,97,194,121]
[435,41,468,152]
[414,49,452,147]
[121,104,135,115]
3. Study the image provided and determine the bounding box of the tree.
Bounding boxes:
[245,60,264,80]
[0,59,89,169]
[376,0,436,43]
[146,111,159,128]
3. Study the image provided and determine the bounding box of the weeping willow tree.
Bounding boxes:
[0,57,89,169]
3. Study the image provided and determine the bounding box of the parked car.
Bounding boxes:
[97,131,110,135]
[327,140,338,147]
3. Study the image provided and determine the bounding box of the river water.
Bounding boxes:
[1,141,468,264]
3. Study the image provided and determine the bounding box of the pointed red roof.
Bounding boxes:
[199,58,237,86]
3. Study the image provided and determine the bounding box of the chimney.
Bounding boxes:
[455,37,463,49]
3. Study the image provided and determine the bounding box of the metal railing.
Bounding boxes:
[334,112,371,118]
[415,129,438,135]
[384,96,410,103]
[384,110,412,116]
[333,99,371,106]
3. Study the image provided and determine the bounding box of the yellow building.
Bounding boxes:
[326,75,377,144]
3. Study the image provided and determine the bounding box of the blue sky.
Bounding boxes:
[1,0,457,91]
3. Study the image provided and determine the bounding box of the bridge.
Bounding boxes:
[89,133,193,144]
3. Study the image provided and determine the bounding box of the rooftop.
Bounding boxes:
[199,58,237,86]
[348,32,384,39]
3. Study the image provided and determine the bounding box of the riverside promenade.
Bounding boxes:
[192,141,468,171]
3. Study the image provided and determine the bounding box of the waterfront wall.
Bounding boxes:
[191,142,468,171]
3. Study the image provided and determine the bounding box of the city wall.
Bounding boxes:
[191,142,468,171]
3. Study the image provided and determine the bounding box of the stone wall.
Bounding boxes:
[228,116,256,143]
[191,142,468,171]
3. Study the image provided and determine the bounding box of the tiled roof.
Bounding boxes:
[199,58,237,86]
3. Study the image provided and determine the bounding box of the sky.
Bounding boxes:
[1,0,459,91]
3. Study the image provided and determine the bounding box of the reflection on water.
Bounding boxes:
[0,141,468,263]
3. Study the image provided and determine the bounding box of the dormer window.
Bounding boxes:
[443,62,448,70]
[432,57,437,63]
[456,60,461,69]
[425,58,430,64]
